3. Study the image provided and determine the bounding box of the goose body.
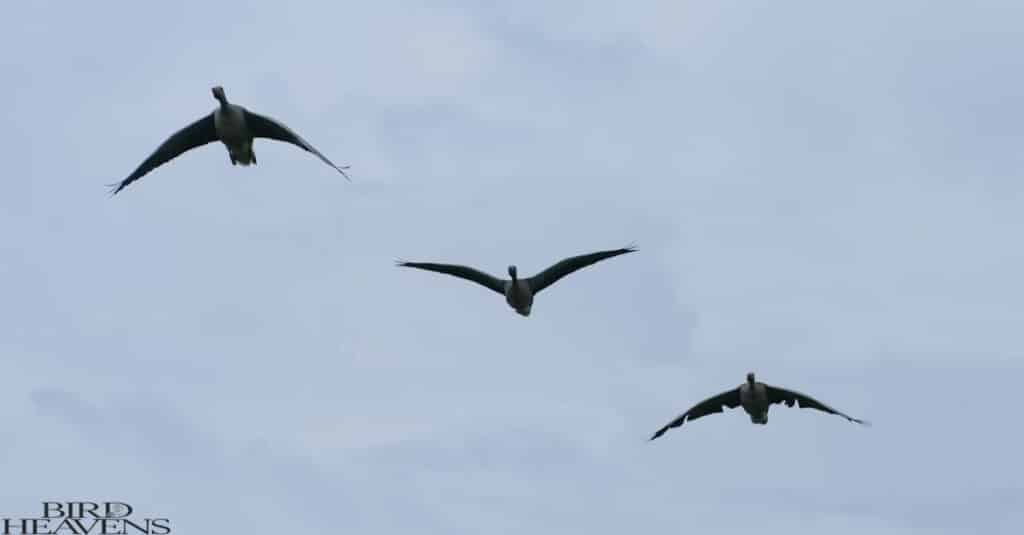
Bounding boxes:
[212,98,255,165]
[650,372,868,440]
[739,378,770,424]
[109,86,350,195]
[398,246,636,317]
[504,275,534,316]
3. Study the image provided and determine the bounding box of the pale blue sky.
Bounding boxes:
[2,1,1023,533]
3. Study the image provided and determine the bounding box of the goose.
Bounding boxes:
[108,86,350,195]
[650,372,868,440]
[397,246,636,316]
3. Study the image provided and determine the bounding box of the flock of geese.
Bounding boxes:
[109,85,870,440]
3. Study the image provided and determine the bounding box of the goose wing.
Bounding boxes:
[527,246,636,295]
[765,385,869,425]
[244,110,350,180]
[108,114,217,195]
[397,261,506,295]
[650,388,741,440]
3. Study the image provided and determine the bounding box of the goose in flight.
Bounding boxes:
[650,372,868,440]
[108,86,350,195]
[397,246,636,316]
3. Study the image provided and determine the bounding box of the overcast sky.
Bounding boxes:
[2,1,1023,533]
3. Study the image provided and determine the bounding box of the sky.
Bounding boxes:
[2,0,1023,533]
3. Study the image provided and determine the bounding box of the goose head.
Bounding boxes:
[507,265,518,280]
[211,86,228,105]
[746,372,756,385]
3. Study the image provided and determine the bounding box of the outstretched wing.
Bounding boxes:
[244,110,350,180]
[397,261,506,295]
[650,388,742,440]
[766,385,869,425]
[109,114,217,195]
[527,246,636,295]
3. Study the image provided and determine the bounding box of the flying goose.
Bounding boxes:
[108,86,350,195]
[397,246,636,316]
[650,372,868,440]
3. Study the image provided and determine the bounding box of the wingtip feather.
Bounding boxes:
[105,182,126,197]
[337,165,352,182]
